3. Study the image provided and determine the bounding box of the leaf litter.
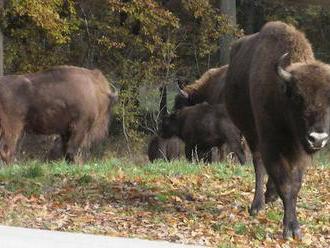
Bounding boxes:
[0,162,329,247]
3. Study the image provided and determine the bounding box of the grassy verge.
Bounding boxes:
[0,158,329,247]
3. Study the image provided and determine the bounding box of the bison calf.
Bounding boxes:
[147,135,181,162]
[160,103,246,164]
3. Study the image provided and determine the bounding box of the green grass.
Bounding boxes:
[0,157,328,247]
[0,159,253,196]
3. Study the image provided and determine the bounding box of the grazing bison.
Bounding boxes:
[147,85,182,162]
[0,66,117,164]
[174,66,239,162]
[225,21,330,239]
[174,65,228,110]
[160,102,246,164]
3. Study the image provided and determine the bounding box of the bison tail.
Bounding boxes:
[83,100,112,149]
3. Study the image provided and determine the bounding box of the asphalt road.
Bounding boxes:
[0,225,204,248]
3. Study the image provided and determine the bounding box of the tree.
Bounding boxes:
[1,0,237,148]
[219,0,237,64]
[0,0,4,76]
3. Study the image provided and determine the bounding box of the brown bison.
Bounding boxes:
[225,21,330,239]
[147,85,182,162]
[147,135,181,162]
[174,66,239,162]
[174,65,228,110]
[160,102,246,164]
[0,66,117,164]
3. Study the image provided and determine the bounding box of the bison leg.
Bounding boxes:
[269,165,304,240]
[64,123,88,164]
[249,151,266,215]
[234,133,266,215]
[262,145,307,240]
[0,121,24,164]
[196,146,212,163]
[47,135,68,161]
[218,145,226,162]
[281,170,303,240]
[184,143,194,162]
[265,177,278,204]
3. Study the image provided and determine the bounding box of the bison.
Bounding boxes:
[147,85,182,162]
[174,66,240,162]
[147,135,181,162]
[174,65,228,110]
[160,102,246,164]
[0,66,117,164]
[225,21,330,239]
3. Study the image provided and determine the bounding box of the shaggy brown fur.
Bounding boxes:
[0,66,117,164]
[225,21,330,239]
[160,103,246,164]
[173,66,237,162]
[182,66,228,100]
[147,136,181,162]
[174,65,228,110]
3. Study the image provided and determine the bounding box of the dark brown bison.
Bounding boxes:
[147,85,182,162]
[174,66,239,162]
[147,135,181,162]
[160,102,246,164]
[174,65,228,110]
[0,66,117,164]
[225,21,330,239]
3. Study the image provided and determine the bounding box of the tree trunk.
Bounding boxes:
[0,0,3,76]
[159,84,167,121]
[219,0,236,65]
[245,0,256,34]
[0,30,3,76]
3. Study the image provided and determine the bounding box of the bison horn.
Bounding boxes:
[277,53,292,82]
[179,89,189,99]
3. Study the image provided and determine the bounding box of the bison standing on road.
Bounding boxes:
[0,66,117,164]
[160,102,246,164]
[225,21,330,239]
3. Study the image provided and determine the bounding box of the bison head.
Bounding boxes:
[159,113,179,139]
[277,53,330,153]
[174,81,202,111]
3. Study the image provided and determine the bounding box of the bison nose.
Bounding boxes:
[307,132,329,149]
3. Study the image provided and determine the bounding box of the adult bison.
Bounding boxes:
[225,21,330,239]
[174,65,228,110]
[147,85,182,162]
[0,66,117,164]
[160,102,246,164]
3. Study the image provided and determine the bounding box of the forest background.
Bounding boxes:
[1,0,330,157]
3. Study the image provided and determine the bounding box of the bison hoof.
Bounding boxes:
[249,202,264,216]
[283,224,302,240]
